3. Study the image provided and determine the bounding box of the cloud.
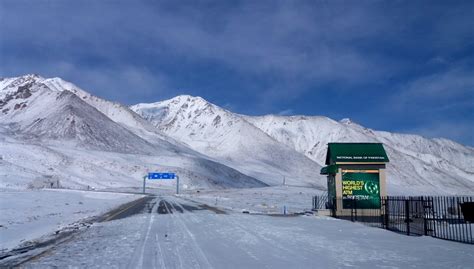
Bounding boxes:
[277,109,294,116]
[64,65,172,105]
[389,68,474,113]
[136,1,389,100]
[2,1,472,99]
[0,58,172,105]
[0,1,392,103]
[382,67,474,146]
[402,69,474,100]
[1,0,473,145]
[406,120,474,147]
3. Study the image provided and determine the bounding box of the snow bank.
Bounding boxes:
[182,186,325,214]
[0,189,144,252]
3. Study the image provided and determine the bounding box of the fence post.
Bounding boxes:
[422,196,428,236]
[431,197,437,238]
[351,198,354,222]
[405,198,410,236]
[383,197,389,229]
[354,198,357,221]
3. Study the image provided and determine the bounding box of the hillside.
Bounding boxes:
[0,75,266,190]
[2,75,473,194]
[133,96,474,195]
[131,95,324,188]
[245,115,474,194]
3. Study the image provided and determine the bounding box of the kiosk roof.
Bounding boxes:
[325,143,389,165]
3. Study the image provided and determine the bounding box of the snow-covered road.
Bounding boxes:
[25,196,474,268]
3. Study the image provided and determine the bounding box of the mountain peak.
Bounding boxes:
[173,94,204,101]
[25,73,41,78]
[11,74,43,80]
[169,95,209,106]
[340,118,353,124]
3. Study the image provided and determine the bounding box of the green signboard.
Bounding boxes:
[342,170,380,209]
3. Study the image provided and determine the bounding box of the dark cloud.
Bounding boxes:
[0,0,473,145]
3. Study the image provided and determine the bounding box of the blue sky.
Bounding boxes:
[1,0,473,146]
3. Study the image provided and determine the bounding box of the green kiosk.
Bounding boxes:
[321,143,389,215]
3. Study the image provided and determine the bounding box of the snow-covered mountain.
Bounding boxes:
[131,96,324,188]
[133,96,474,195]
[2,74,473,194]
[0,75,266,190]
[40,77,183,144]
[245,115,474,194]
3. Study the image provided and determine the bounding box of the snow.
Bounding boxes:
[132,95,474,195]
[244,114,474,195]
[24,195,474,268]
[182,186,324,214]
[2,74,473,195]
[0,136,264,190]
[1,74,474,266]
[0,76,265,190]
[0,189,145,252]
[132,95,325,188]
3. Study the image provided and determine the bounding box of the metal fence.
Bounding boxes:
[315,195,474,244]
[312,193,329,210]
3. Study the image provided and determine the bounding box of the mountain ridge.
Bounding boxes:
[132,95,324,188]
[133,94,474,195]
[0,75,267,190]
[2,74,473,194]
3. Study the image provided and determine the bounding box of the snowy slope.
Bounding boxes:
[12,75,195,153]
[0,75,265,190]
[2,74,472,194]
[40,77,174,141]
[132,95,473,195]
[0,135,265,190]
[0,189,144,252]
[131,96,324,188]
[245,115,474,195]
[0,75,162,154]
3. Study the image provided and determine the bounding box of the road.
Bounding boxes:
[12,195,474,268]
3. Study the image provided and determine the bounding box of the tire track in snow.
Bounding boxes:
[128,198,159,269]
[165,198,213,269]
[207,209,299,264]
[160,200,192,269]
[163,200,200,269]
[154,234,166,269]
[161,204,184,269]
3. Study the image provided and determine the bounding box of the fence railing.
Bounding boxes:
[313,195,474,244]
[312,193,329,210]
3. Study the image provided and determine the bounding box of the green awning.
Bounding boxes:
[320,167,328,175]
[325,143,389,165]
[320,164,339,175]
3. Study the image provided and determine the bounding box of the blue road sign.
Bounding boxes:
[148,172,176,180]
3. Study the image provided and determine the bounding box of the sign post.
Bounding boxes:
[145,172,179,194]
[176,175,180,195]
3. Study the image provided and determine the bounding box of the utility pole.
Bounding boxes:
[176,175,180,194]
